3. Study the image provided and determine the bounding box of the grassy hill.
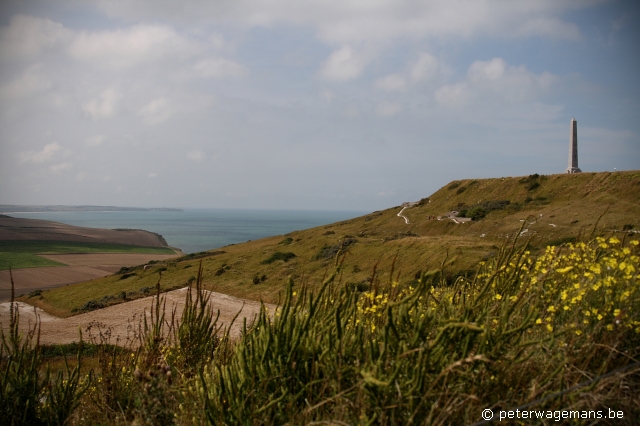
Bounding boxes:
[22,170,640,316]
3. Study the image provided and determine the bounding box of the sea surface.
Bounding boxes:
[6,209,367,254]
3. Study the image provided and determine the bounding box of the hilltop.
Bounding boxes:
[21,170,640,315]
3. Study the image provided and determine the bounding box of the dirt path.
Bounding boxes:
[0,288,275,346]
[397,206,410,224]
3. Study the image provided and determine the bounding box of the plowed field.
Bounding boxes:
[0,253,178,302]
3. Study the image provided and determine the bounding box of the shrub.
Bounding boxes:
[28,289,42,298]
[467,206,487,220]
[456,186,467,194]
[448,182,460,190]
[279,237,293,245]
[261,251,297,264]
[314,238,357,260]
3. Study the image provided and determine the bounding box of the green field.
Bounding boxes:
[0,240,176,271]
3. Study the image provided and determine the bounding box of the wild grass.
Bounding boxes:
[2,231,639,424]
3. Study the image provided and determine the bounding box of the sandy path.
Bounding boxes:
[0,288,276,346]
[397,207,410,224]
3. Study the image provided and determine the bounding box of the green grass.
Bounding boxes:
[0,252,66,270]
[0,240,176,271]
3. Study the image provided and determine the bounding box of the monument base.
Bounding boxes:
[566,167,582,174]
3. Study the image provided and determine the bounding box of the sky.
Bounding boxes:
[0,0,638,211]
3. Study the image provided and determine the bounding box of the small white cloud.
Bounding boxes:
[187,149,205,162]
[50,162,72,173]
[148,172,158,178]
[139,97,176,125]
[435,83,470,108]
[19,142,62,164]
[376,100,402,117]
[319,89,334,103]
[0,65,51,99]
[319,45,371,81]
[374,74,406,91]
[208,33,229,50]
[468,57,506,81]
[515,16,580,40]
[82,87,121,120]
[69,24,195,68]
[411,52,439,82]
[86,134,107,146]
[0,14,72,58]
[193,57,247,78]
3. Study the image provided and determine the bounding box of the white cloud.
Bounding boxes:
[90,1,587,43]
[50,162,72,173]
[148,172,158,178]
[193,57,247,78]
[468,57,507,81]
[435,58,557,108]
[0,14,72,58]
[138,97,177,124]
[187,150,205,162]
[410,52,439,82]
[19,143,62,164]
[82,87,121,120]
[376,100,402,117]
[86,134,107,146]
[319,45,371,81]
[0,65,51,99]
[69,24,197,68]
[374,74,406,91]
[434,83,470,108]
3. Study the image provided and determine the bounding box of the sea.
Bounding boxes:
[5,209,368,254]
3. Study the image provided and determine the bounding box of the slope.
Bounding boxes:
[20,171,640,316]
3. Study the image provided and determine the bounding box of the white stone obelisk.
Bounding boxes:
[566,118,581,173]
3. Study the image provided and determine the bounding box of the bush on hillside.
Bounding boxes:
[261,251,297,264]
[314,238,357,260]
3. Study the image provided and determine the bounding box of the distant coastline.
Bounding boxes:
[0,205,183,213]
